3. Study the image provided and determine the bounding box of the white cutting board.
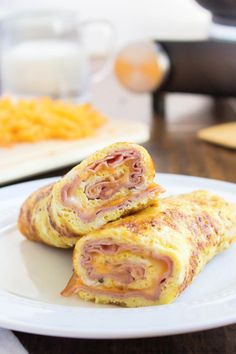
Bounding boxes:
[0,120,150,185]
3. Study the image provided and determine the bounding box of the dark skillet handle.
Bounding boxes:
[157,40,236,97]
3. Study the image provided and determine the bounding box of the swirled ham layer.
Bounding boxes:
[62,239,172,301]
[59,149,162,223]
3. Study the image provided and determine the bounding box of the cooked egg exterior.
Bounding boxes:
[66,190,236,307]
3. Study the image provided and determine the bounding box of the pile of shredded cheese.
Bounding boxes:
[0,97,107,147]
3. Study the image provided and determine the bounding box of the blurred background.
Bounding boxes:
[0,0,210,43]
[0,0,211,122]
[0,0,235,185]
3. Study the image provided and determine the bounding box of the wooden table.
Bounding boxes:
[11,95,236,353]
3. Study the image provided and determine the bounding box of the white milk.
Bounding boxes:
[1,39,90,97]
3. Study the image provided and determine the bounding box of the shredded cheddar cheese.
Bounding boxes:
[0,97,107,147]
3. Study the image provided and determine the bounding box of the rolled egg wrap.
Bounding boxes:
[18,142,163,248]
[62,190,236,307]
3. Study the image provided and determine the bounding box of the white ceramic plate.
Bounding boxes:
[0,173,236,339]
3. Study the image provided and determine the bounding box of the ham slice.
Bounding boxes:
[84,172,144,201]
[60,184,160,225]
[85,150,145,199]
[84,179,115,200]
[87,149,142,171]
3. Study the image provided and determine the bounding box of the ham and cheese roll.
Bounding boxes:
[18,142,163,248]
[62,190,236,307]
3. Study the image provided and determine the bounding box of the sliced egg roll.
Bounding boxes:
[18,142,163,248]
[62,190,236,307]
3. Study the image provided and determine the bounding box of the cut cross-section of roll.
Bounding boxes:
[18,142,163,248]
[62,190,236,307]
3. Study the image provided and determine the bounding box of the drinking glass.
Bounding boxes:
[0,10,115,100]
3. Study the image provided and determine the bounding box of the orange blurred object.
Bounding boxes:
[114,41,169,93]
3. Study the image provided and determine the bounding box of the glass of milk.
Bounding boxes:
[0,10,115,101]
